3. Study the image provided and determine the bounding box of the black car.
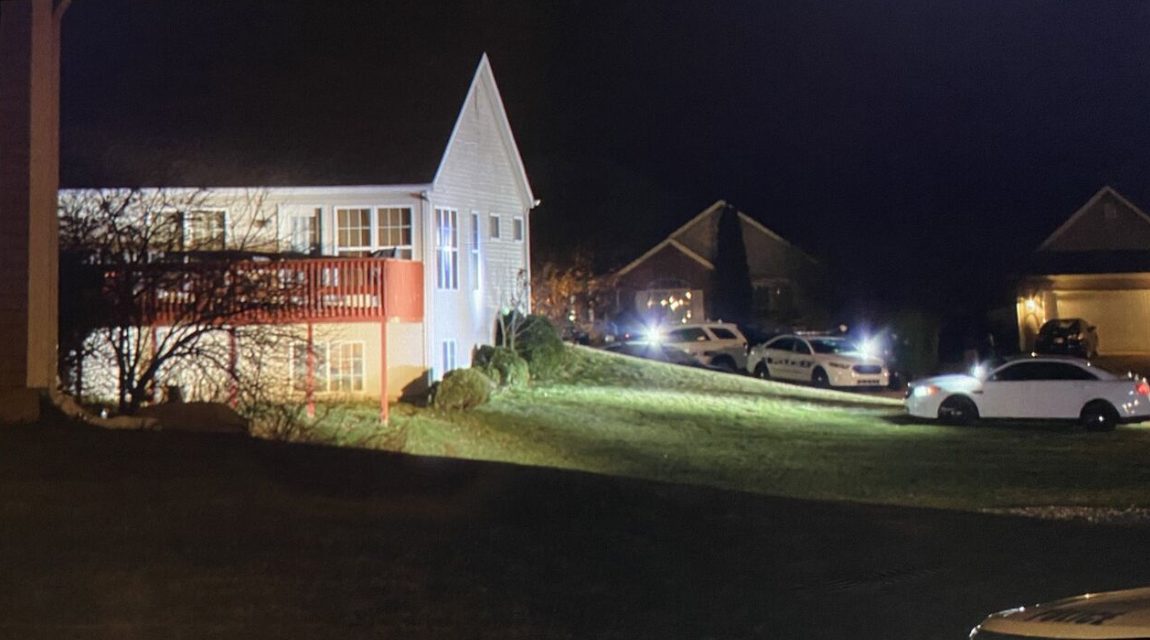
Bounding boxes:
[1034,318,1099,358]
[603,341,723,371]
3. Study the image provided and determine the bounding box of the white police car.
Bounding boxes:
[745,334,889,388]
[971,586,1150,638]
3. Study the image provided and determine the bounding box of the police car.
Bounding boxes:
[970,586,1150,638]
[745,333,890,388]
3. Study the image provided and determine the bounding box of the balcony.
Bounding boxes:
[107,257,424,326]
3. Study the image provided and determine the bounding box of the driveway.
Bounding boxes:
[2,420,1149,639]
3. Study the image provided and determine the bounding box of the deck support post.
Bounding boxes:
[379,320,388,425]
[227,328,238,408]
[306,322,315,419]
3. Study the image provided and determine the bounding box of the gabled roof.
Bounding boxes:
[614,200,818,278]
[60,54,509,189]
[1037,186,1150,252]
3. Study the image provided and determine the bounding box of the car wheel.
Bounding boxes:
[754,362,771,380]
[938,395,979,426]
[811,367,830,388]
[711,356,737,372]
[1080,401,1118,432]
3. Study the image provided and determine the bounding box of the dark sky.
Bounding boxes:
[60,0,1150,312]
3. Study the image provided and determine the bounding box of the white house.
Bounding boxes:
[60,54,536,417]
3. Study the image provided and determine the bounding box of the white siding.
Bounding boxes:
[426,66,532,375]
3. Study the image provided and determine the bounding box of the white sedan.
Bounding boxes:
[972,585,1150,638]
[905,355,1150,431]
[745,334,890,388]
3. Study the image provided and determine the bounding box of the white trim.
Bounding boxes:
[435,207,460,291]
[615,201,726,277]
[431,53,535,207]
[735,211,821,266]
[470,210,481,292]
[513,216,525,243]
[489,213,502,240]
[60,185,434,198]
[333,205,376,254]
[1038,186,1150,251]
[280,203,325,254]
[667,239,715,270]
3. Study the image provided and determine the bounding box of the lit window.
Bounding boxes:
[289,207,321,254]
[290,341,328,392]
[470,212,481,291]
[513,216,525,243]
[377,207,413,259]
[489,214,501,240]
[186,210,227,251]
[436,207,459,290]
[336,207,372,255]
[442,339,458,374]
[328,342,364,392]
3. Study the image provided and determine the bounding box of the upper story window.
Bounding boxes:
[186,210,227,251]
[489,214,501,240]
[377,207,413,259]
[336,207,372,255]
[289,207,322,254]
[436,207,459,290]
[513,216,525,243]
[470,212,481,291]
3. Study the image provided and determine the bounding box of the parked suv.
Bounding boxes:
[1035,318,1099,358]
[658,322,748,371]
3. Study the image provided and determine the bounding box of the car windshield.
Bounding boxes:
[808,338,860,355]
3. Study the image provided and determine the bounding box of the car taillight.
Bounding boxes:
[1137,380,1150,396]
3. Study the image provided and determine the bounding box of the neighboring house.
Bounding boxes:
[60,54,536,416]
[612,200,827,327]
[1017,186,1150,354]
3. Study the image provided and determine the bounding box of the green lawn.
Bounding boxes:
[307,346,1150,510]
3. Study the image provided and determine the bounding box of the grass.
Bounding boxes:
[301,347,1150,510]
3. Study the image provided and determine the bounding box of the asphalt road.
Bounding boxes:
[2,421,1148,639]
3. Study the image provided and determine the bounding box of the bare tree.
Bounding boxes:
[496,268,531,350]
[59,188,303,414]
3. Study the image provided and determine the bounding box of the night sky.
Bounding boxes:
[60,0,1150,313]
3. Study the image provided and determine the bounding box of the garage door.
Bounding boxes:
[1052,289,1150,354]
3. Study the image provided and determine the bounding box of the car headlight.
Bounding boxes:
[911,385,939,397]
[828,361,851,369]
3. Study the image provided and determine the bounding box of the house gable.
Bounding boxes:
[1038,186,1150,253]
[432,54,534,208]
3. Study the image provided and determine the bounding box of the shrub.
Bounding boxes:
[514,315,568,380]
[474,345,530,388]
[431,368,495,410]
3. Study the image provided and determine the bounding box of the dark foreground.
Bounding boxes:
[2,421,1149,640]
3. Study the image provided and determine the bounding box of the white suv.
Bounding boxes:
[658,322,748,372]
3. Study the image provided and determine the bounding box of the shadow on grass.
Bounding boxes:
[881,412,1083,434]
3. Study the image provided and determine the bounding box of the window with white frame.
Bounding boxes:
[442,340,458,374]
[335,207,372,255]
[186,210,227,251]
[513,216,525,243]
[377,206,414,259]
[328,342,365,392]
[290,341,328,392]
[290,341,363,392]
[470,212,481,291]
[436,207,459,290]
[489,214,501,240]
[289,207,322,254]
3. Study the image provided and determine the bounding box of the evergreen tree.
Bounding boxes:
[712,204,753,323]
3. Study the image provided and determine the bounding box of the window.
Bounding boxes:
[328,342,364,392]
[470,212,481,291]
[513,216,525,242]
[768,337,795,352]
[290,341,328,392]
[710,327,739,340]
[436,207,459,290]
[377,206,413,259]
[186,210,226,251]
[667,327,708,342]
[289,207,322,254]
[336,207,372,254]
[442,340,458,374]
[489,214,501,240]
[792,340,812,355]
[994,361,1098,381]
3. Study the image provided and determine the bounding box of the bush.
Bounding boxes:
[474,345,530,388]
[513,315,568,380]
[431,368,495,410]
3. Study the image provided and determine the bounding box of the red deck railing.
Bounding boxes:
[109,258,424,326]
